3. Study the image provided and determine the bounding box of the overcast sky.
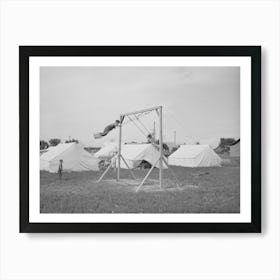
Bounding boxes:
[40,66,240,147]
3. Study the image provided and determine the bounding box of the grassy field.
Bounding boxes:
[40,156,240,213]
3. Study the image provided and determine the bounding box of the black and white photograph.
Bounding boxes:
[19,46,261,232]
[39,66,240,214]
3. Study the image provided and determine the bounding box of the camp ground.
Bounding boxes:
[40,67,240,214]
[40,105,240,214]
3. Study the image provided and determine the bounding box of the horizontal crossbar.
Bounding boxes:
[121,106,162,117]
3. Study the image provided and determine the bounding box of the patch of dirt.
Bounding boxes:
[98,178,199,192]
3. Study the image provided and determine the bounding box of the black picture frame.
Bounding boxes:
[20,46,261,233]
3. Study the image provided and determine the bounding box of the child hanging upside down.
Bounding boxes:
[94,119,121,139]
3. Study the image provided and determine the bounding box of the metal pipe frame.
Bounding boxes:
[96,155,117,183]
[98,106,164,192]
[120,105,162,118]
[120,154,136,180]
[135,157,160,192]
[117,106,163,186]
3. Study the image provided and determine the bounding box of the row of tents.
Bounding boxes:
[40,141,239,173]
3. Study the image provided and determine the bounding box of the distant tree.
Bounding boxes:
[65,138,79,143]
[219,138,236,148]
[215,138,236,154]
[49,138,61,146]
[40,140,49,150]
[196,141,200,145]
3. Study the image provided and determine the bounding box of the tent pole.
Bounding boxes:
[117,115,122,181]
[159,106,163,189]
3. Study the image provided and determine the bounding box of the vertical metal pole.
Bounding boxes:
[117,115,122,181]
[159,106,163,189]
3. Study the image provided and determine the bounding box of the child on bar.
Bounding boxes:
[147,134,169,154]
[94,120,120,139]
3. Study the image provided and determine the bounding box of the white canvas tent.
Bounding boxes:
[115,143,168,169]
[94,142,118,158]
[168,144,222,167]
[40,142,99,172]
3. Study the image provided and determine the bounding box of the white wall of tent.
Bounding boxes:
[40,141,222,173]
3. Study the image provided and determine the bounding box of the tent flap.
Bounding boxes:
[116,143,167,169]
